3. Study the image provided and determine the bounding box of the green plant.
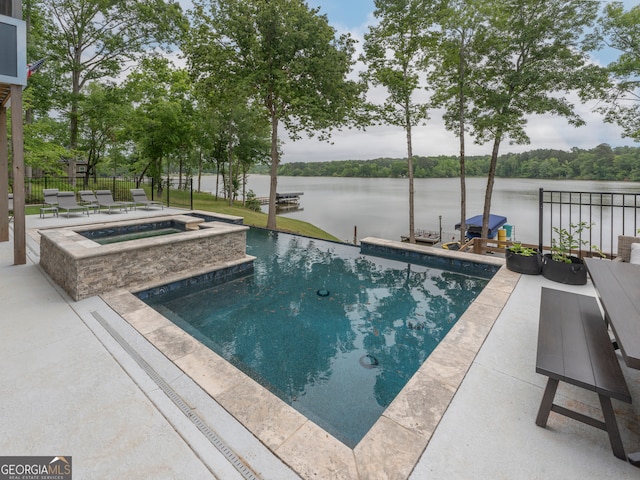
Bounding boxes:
[508,242,537,256]
[245,190,261,212]
[550,222,602,263]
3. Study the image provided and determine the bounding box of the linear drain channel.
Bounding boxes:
[91,311,260,480]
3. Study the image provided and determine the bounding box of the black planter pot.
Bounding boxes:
[505,249,542,275]
[541,254,587,285]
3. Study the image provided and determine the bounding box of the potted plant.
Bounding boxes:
[505,242,542,274]
[541,222,602,285]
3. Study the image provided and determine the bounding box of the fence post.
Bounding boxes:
[190,178,193,209]
[539,188,544,253]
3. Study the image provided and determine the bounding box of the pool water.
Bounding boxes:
[78,220,184,245]
[143,229,491,447]
[93,227,181,245]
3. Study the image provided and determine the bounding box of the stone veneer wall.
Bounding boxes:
[40,222,250,301]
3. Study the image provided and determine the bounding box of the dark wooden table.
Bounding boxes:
[585,258,640,466]
[585,258,640,370]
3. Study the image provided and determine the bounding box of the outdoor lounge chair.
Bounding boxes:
[57,191,90,218]
[130,188,163,210]
[41,189,59,218]
[43,189,58,206]
[95,190,129,213]
[78,190,100,214]
[614,235,640,262]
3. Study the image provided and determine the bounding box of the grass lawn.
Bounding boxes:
[191,194,341,242]
[24,190,342,243]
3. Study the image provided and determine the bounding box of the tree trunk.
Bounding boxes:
[482,133,502,239]
[228,139,234,206]
[215,159,220,200]
[406,117,415,244]
[69,49,82,187]
[197,149,202,192]
[267,107,279,230]
[458,113,466,243]
[458,32,467,243]
[242,165,248,206]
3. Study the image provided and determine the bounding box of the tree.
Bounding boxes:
[362,0,434,243]
[44,0,186,180]
[597,2,640,142]
[464,0,607,239]
[77,82,127,184]
[22,0,66,179]
[123,57,194,191]
[187,0,363,229]
[430,0,484,243]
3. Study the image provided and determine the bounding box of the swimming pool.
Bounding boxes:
[78,219,186,245]
[140,229,495,447]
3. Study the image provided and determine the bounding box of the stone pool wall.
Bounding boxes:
[39,215,252,301]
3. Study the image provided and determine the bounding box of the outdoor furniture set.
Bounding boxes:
[535,235,640,467]
[39,188,163,218]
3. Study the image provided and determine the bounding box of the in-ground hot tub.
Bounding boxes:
[39,213,254,301]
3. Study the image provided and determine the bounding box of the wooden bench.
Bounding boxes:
[535,287,632,460]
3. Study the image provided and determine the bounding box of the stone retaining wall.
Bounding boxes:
[40,218,251,301]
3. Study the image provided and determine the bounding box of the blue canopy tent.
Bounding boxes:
[455,214,507,239]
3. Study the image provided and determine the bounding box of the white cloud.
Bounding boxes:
[280,98,635,163]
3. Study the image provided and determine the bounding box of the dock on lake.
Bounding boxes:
[256,192,304,205]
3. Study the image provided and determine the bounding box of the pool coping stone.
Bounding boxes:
[102,237,517,480]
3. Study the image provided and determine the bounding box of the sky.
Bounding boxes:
[179,0,638,163]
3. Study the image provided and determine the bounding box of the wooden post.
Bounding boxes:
[10,84,25,264]
[0,105,8,242]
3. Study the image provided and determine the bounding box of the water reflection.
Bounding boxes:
[147,228,489,447]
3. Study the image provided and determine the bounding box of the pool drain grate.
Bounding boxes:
[91,311,260,480]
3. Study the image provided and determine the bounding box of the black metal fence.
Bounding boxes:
[23,176,193,210]
[539,188,640,259]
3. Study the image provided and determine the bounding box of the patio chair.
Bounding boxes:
[57,191,90,218]
[130,188,163,210]
[78,190,100,214]
[614,235,640,263]
[8,193,13,222]
[43,189,59,205]
[41,189,59,218]
[95,190,129,214]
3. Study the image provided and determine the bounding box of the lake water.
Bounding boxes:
[199,175,640,246]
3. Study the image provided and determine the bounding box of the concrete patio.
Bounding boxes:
[1,209,639,479]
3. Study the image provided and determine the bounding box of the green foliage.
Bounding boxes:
[550,222,601,263]
[362,0,433,128]
[17,0,638,198]
[78,82,129,180]
[186,0,364,228]
[272,144,640,180]
[596,2,640,142]
[245,190,262,212]
[42,0,187,161]
[508,243,537,257]
[122,57,195,186]
[435,0,608,238]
